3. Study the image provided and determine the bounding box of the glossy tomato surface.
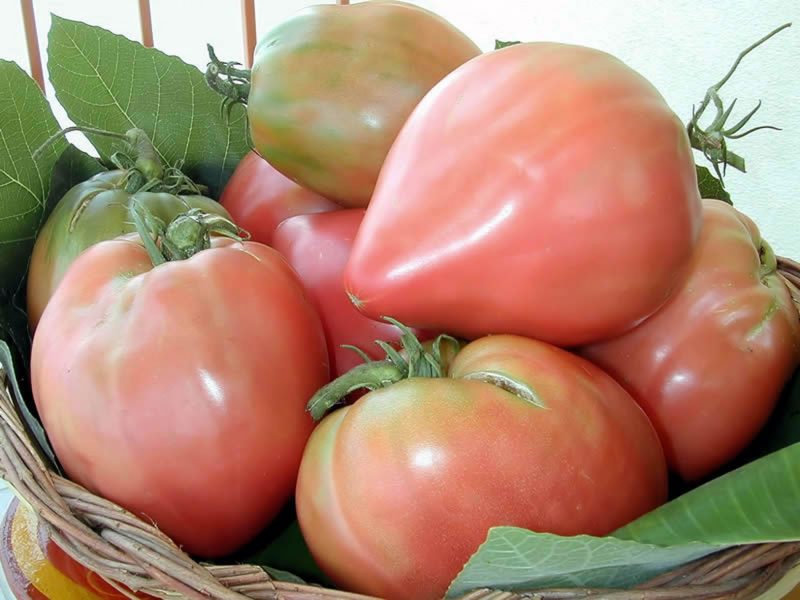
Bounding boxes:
[220,151,339,244]
[273,209,430,378]
[27,170,229,330]
[296,335,667,600]
[31,236,329,558]
[248,1,481,207]
[582,199,800,481]
[345,42,702,346]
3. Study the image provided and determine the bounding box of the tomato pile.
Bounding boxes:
[22,3,799,600]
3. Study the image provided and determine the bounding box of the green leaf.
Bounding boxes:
[495,40,522,50]
[446,529,717,596]
[616,443,800,545]
[45,144,106,220]
[696,164,732,204]
[449,443,800,596]
[0,60,68,297]
[262,566,306,585]
[47,15,250,199]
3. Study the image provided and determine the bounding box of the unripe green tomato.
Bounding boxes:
[27,169,229,329]
[247,0,481,207]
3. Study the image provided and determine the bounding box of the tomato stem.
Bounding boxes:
[687,23,790,183]
[34,125,205,196]
[32,125,129,161]
[205,45,251,118]
[162,210,248,260]
[307,362,406,421]
[127,128,164,182]
[130,202,168,267]
[130,203,248,266]
[306,319,461,421]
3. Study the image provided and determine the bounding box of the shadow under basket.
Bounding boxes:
[1,255,800,600]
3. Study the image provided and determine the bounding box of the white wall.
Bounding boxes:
[1,0,798,257]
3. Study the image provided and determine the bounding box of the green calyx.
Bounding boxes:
[205,45,252,120]
[33,126,205,196]
[306,319,461,421]
[131,203,248,267]
[687,23,790,184]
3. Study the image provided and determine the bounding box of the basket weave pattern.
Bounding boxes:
[0,257,799,600]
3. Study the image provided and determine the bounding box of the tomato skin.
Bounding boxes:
[296,335,667,600]
[344,42,702,346]
[30,237,329,558]
[272,209,430,378]
[220,151,339,244]
[248,1,481,207]
[27,170,229,330]
[582,199,800,481]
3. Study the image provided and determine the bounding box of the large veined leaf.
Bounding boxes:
[47,15,249,198]
[448,442,800,596]
[616,442,800,545]
[0,61,68,297]
[446,529,718,596]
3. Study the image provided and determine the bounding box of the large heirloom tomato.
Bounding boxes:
[296,331,668,600]
[246,1,481,207]
[31,210,329,558]
[344,42,702,346]
[582,199,800,481]
[272,209,429,378]
[220,151,338,244]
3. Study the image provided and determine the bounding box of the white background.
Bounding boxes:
[1,0,798,257]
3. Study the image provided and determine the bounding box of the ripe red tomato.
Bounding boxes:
[30,214,329,558]
[296,333,668,600]
[220,151,339,245]
[582,199,800,481]
[344,42,702,346]
[273,209,430,378]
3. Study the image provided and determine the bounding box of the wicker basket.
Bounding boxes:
[1,258,799,600]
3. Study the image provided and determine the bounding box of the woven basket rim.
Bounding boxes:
[0,255,798,600]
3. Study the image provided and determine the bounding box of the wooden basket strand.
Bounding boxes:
[1,254,800,599]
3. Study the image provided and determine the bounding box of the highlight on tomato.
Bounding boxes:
[296,323,668,600]
[344,41,702,346]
